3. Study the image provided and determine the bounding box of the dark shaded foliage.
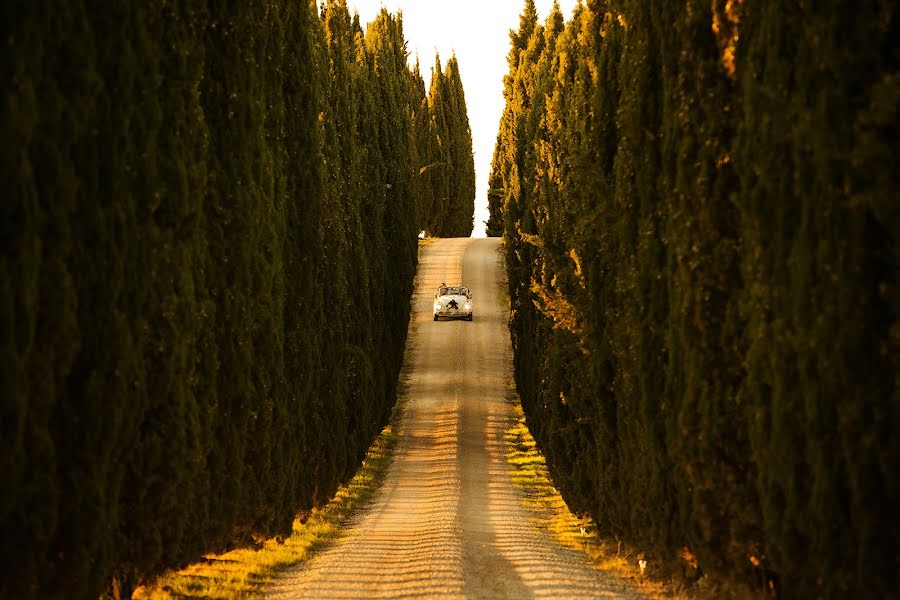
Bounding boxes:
[495,0,899,596]
[0,1,473,598]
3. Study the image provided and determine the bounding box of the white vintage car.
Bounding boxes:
[433,284,473,321]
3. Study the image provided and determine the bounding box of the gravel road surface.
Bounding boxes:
[265,238,649,599]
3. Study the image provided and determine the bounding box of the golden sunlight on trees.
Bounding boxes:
[494,0,898,597]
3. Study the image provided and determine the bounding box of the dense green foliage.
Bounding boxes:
[0,1,473,597]
[494,0,899,596]
[417,54,476,237]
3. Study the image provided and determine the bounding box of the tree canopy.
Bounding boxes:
[493,0,899,596]
[0,1,474,597]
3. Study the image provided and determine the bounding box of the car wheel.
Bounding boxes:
[467,314,473,321]
[433,314,438,321]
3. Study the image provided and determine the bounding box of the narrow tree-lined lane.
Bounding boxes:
[265,238,646,599]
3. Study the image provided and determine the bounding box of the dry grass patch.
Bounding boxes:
[134,415,403,599]
[504,396,680,599]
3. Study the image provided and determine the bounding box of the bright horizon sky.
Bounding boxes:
[346,0,579,237]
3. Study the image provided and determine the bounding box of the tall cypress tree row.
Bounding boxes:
[443,56,476,237]
[488,0,538,242]
[409,59,433,234]
[522,0,604,520]
[423,54,476,238]
[485,144,504,237]
[316,0,366,499]
[609,0,674,555]
[1,1,474,597]
[425,55,452,236]
[495,0,545,446]
[732,2,899,595]
[657,0,750,581]
[496,0,899,596]
[276,0,327,531]
[366,10,419,405]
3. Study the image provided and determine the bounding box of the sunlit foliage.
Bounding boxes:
[494,0,898,597]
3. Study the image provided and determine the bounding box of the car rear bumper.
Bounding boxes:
[434,310,472,319]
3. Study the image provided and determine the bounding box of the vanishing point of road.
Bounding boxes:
[265,238,650,599]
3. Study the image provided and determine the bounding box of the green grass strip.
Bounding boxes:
[134,405,404,600]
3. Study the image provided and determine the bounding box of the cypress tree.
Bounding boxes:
[498,2,548,493]
[443,55,476,237]
[422,53,477,237]
[494,0,899,595]
[485,144,504,237]
[1,0,443,595]
[733,2,899,595]
[426,54,452,236]
[365,8,419,436]
[487,0,539,240]
[409,58,432,233]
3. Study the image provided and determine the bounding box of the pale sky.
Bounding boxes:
[346,0,579,237]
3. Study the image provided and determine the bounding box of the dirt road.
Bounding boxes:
[265,238,648,599]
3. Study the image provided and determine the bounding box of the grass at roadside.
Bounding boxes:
[503,397,767,600]
[134,398,406,599]
[503,390,677,599]
[504,399,633,571]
